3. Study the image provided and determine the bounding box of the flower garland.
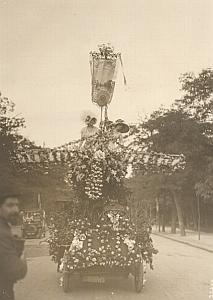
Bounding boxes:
[85,159,103,201]
[13,130,185,178]
[90,44,119,60]
[66,133,129,208]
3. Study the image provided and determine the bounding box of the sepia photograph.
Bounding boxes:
[0,1,213,299]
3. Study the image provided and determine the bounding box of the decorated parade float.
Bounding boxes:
[14,45,185,293]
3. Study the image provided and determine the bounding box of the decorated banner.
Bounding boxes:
[90,44,120,107]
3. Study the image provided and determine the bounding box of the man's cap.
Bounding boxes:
[0,186,20,205]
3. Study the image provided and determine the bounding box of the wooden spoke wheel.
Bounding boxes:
[134,259,144,293]
[37,228,42,239]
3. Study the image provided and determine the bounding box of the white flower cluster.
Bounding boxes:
[90,44,118,60]
[123,236,136,252]
[69,231,86,254]
[107,212,120,231]
[85,160,103,200]
[94,149,105,160]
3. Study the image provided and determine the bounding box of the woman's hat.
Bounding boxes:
[85,115,91,123]
[81,110,97,124]
[114,119,129,133]
[85,115,97,124]
[90,117,97,123]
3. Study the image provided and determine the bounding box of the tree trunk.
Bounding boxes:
[161,197,166,232]
[191,198,198,230]
[156,198,160,232]
[161,214,166,232]
[197,196,201,240]
[149,204,152,222]
[185,212,189,229]
[203,204,208,228]
[172,191,186,236]
[171,201,177,234]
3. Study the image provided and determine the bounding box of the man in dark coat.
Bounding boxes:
[0,192,27,300]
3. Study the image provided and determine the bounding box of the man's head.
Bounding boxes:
[0,194,20,225]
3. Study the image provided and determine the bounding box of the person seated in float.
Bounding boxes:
[107,119,129,150]
[80,115,99,147]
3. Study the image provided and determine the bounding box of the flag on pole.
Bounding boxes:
[90,44,120,107]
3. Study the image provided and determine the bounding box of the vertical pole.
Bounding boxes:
[38,193,41,210]
[197,196,201,240]
[100,106,108,132]
[100,106,103,131]
[104,106,108,122]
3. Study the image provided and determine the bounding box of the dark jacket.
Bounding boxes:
[0,217,27,300]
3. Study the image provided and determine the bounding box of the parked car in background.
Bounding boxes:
[23,209,46,239]
[11,211,24,238]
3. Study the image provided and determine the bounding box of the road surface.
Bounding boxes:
[15,235,213,300]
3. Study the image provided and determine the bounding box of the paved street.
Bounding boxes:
[16,235,213,300]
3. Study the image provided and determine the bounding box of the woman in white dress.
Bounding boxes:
[80,115,99,148]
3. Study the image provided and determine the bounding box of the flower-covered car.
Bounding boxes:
[49,202,157,293]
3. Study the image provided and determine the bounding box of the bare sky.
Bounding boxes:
[1,0,213,147]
